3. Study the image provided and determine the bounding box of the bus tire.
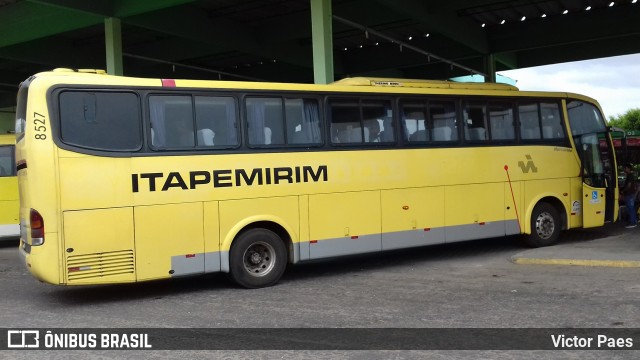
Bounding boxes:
[523,202,561,247]
[228,228,287,289]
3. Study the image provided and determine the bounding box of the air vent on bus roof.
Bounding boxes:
[332,77,519,91]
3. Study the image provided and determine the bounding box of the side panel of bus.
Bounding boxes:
[0,138,19,238]
[445,183,505,242]
[381,187,445,250]
[308,191,381,259]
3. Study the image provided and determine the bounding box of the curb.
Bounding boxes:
[511,257,640,268]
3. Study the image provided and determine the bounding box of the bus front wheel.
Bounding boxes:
[228,228,287,289]
[523,202,560,247]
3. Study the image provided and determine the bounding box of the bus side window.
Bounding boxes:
[59,91,142,151]
[0,145,14,176]
[329,99,361,144]
[195,96,239,147]
[518,102,542,140]
[285,98,322,145]
[401,105,428,142]
[246,97,284,146]
[540,102,564,139]
[362,99,392,143]
[489,102,515,141]
[431,101,457,141]
[149,95,195,148]
[463,102,488,141]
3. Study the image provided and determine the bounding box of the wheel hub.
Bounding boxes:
[249,251,262,264]
[535,212,555,239]
[242,241,276,277]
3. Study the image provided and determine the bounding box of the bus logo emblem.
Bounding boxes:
[518,155,538,173]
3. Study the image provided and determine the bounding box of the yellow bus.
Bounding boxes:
[16,69,617,288]
[0,133,19,240]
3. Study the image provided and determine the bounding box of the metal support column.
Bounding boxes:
[484,54,496,83]
[105,17,123,75]
[310,0,334,84]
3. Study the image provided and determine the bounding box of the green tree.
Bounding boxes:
[608,108,640,131]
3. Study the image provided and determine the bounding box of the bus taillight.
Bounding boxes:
[30,208,44,246]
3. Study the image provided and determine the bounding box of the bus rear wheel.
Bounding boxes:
[228,228,287,289]
[523,202,561,248]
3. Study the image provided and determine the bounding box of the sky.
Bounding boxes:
[500,53,640,119]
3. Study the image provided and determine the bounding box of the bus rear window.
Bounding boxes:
[15,78,30,142]
[59,91,142,151]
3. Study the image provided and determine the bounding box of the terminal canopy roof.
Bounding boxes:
[0,0,639,107]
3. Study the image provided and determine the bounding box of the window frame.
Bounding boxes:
[48,85,575,157]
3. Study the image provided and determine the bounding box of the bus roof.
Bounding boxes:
[31,70,602,107]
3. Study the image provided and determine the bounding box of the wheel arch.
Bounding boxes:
[524,195,568,234]
[220,217,296,273]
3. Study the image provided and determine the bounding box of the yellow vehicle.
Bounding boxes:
[16,69,618,288]
[0,133,19,240]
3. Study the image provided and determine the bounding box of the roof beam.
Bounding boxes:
[0,0,198,49]
[125,6,312,69]
[0,2,101,48]
[27,0,197,18]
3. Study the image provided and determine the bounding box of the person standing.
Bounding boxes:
[621,163,638,228]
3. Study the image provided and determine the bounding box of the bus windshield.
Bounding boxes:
[567,100,607,136]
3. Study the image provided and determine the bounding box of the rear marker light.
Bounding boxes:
[30,208,45,246]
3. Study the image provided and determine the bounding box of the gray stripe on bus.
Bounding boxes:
[309,234,382,259]
[177,219,522,275]
[170,253,205,277]
[381,227,446,251]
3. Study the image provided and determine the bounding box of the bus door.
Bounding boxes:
[578,133,615,227]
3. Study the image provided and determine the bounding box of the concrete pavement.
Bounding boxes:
[512,222,640,267]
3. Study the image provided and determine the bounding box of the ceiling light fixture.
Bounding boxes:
[585,6,591,10]
[563,10,569,14]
